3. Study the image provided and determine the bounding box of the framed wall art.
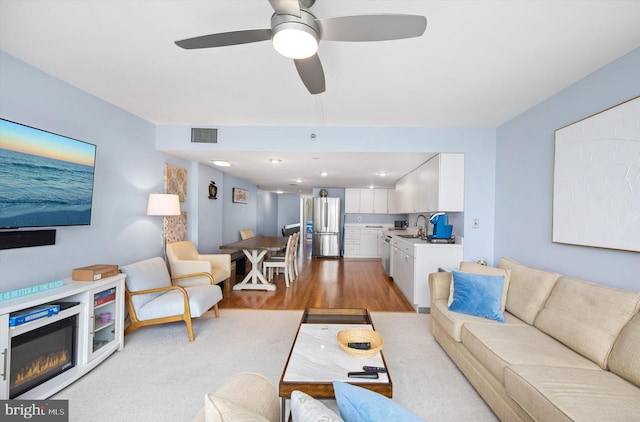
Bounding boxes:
[552,96,640,252]
[232,188,249,204]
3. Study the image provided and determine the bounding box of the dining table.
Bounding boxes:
[220,235,288,291]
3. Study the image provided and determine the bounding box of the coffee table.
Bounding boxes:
[279,308,392,421]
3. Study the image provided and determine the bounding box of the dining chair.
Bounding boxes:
[120,257,222,342]
[239,229,255,240]
[291,232,300,280]
[262,235,295,287]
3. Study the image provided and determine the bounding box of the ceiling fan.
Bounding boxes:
[174,0,427,94]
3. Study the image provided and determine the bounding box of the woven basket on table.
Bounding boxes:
[337,328,384,358]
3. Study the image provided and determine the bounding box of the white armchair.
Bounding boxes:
[120,257,222,342]
[166,241,232,297]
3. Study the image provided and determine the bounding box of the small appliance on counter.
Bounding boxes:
[394,220,407,230]
[428,213,455,243]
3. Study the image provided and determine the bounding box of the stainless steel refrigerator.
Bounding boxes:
[312,197,341,258]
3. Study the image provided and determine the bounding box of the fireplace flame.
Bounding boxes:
[13,349,69,387]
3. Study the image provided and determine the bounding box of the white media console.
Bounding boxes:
[0,274,125,399]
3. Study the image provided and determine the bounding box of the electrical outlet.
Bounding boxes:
[472,219,480,229]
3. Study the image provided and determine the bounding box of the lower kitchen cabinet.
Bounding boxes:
[390,236,463,312]
[343,225,387,258]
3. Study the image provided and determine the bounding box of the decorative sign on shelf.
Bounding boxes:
[553,96,640,252]
[0,279,64,302]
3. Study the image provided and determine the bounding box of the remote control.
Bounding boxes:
[347,371,379,379]
[362,366,386,373]
[347,342,371,350]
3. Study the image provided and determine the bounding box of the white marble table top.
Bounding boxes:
[283,323,389,384]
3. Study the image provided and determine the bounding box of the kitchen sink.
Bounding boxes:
[397,234,420,238]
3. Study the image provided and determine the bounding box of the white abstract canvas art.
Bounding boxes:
[553,96,640,252]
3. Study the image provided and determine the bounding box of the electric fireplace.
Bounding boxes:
[10,315,76,398]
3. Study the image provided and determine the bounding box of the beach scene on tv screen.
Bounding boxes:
[0,119,96,228]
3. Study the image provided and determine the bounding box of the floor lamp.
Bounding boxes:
[146,193,181,260]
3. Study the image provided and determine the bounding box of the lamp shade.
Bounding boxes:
[146,194,181,216]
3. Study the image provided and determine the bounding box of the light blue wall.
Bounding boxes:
[277,194,301,231]
[221,174,257,245]
[495,48,640,290]
[195,162,225,253]
[0,52,190,291]
[157,126,498,264]
[257,190,278,237]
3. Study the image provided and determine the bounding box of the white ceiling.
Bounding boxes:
[2,0,640,195]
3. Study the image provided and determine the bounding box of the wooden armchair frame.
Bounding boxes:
[124,271,219,342]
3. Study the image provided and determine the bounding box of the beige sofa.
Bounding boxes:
[429,257,640,421]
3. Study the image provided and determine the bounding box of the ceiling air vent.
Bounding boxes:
[191,128,218,143]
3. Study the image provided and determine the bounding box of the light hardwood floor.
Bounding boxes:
[219,239,414,312]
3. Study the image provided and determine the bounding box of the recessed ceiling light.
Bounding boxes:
[275,190,284,194]
[269,158,282,164]
[320,171,328,177]
[378,172,387,177]
[296,178,302,183]
[212,160,231,167]
[369,185,375,189]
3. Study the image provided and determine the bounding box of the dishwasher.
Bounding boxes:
[381,234,392,276]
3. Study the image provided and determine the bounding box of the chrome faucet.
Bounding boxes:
[416,214,427,238]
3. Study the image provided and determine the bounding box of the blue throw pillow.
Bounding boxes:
[448,270,505,322]
[333,381,423,422]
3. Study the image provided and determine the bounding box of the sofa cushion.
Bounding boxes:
[505,365,640,422]
[609,312,640,387]
[456,261,511,312]
[498,257,559,325]
[534,276,640,369]
[431,299,525,342]
[137,284,221,320]
[291,390,343,422]
[461,323,600,385]
[333,381,422,422]
[449,270,506,322]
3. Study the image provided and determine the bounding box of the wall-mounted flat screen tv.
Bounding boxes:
[0,118,97,229]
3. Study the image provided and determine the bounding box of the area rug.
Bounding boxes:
[52,310,497,421]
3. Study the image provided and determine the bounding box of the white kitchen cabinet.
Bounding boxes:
[373,189,388,213]
[344,189,360,213]
[359,229,379,256]
[395,153,464,213]
[343,226,386,258]
[423,153,465,212]
[345,189,393,214]
[344,227,360,256]
[359,189,374,213]
[389,235,463,312]
[386,189,398,214]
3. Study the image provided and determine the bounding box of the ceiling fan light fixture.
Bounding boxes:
[270,8,320,59]
[272,26,318,59]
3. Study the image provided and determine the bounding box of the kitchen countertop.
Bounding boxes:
[386,230,463,247]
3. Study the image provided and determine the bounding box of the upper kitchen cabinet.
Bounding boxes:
[345,188,393,214]
[396,153,465,213]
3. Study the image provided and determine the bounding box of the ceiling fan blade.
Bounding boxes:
[268,0,300,16]
[317,14,427,42]
[294,54,325,94]
[175,29,272,49]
